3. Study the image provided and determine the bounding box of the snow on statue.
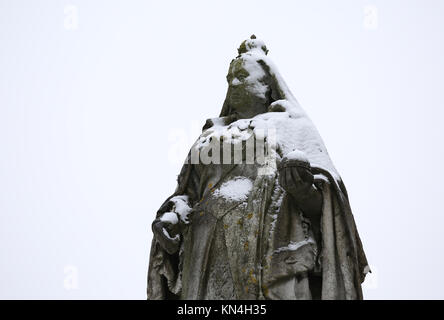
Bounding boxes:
[147,35,369,300]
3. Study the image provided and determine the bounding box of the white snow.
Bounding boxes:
[238,37,339,178]
[313,173,329,184]
[284,149,309,162]
[162,227,180,241]
[191,36,339,180]
[363,265,371,275]
[195,120,251,149]
[195,102,338,178]
[159,196,192,225]
[241,38,268,56]
[269,213,278,238]
[169,195,192,224]
[239,55,268,99]
[231,78,241,86]
[159,211,179,224]
[274,238,316,253]
[213,177,253,202]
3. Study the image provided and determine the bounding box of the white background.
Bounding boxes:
[1,0,443,299]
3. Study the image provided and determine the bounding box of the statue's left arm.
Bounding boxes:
[278,156,323,244]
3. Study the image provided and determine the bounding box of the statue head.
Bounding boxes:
[220,35,275,119]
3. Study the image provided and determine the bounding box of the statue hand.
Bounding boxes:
[152,220,180,254]
[278,155,323,223]
[278,163,314,200]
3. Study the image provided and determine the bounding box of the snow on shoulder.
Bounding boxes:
[213,177,253,202]
[195,35,340,180]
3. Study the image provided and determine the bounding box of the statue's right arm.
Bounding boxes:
[152,163,201,254]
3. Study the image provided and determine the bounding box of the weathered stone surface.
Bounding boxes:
[147,35,369,300]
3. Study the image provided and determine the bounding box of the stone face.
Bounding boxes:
[147,36,369,300]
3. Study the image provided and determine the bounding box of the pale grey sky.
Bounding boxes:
[1,0,444,299]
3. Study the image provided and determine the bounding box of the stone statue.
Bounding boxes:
[147,35,369,300]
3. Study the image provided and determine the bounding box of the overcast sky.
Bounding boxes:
[1,0,444,299]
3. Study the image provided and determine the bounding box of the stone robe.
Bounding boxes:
[147,116,368,300]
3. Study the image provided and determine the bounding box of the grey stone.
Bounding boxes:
[147,35,369,300]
